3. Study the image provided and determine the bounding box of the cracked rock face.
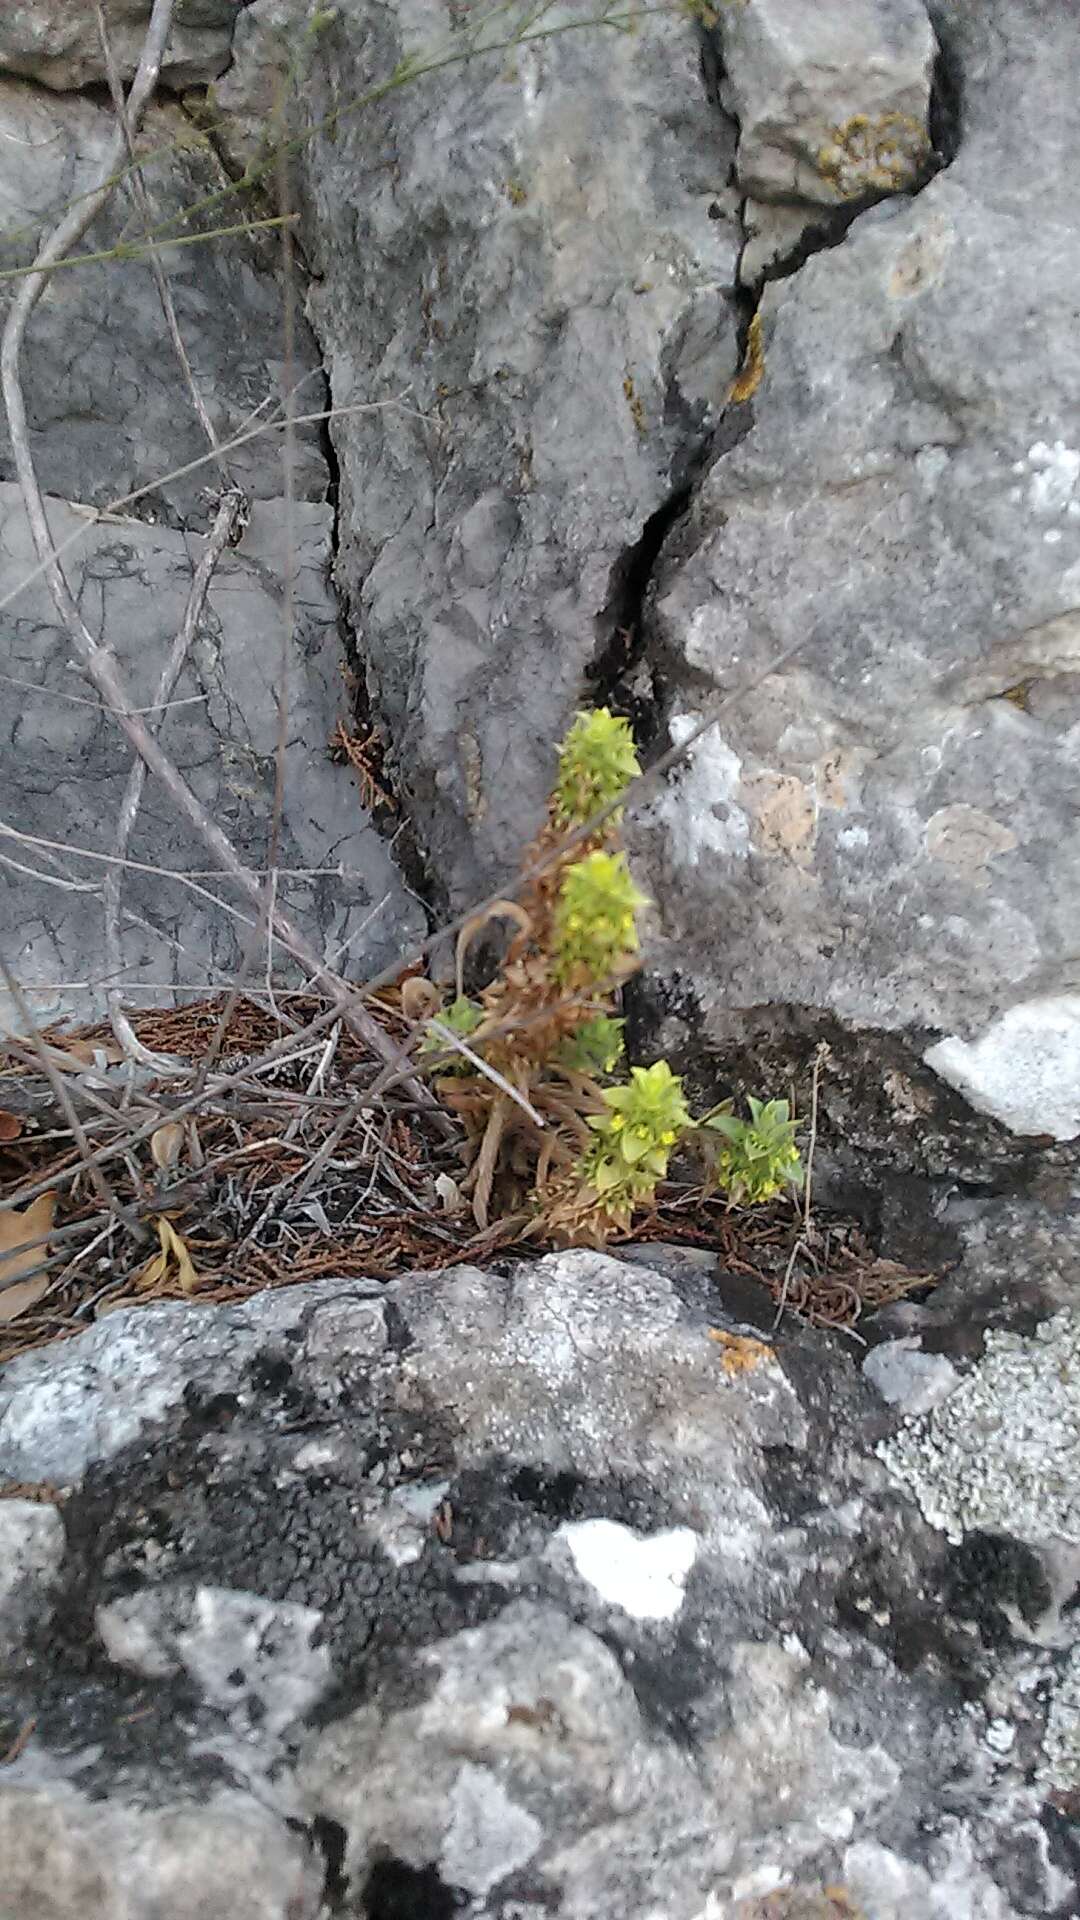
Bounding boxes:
[0,0,238,93]
[218,0,1080,1159]
[218,0,746,906]
[0,487,423,1028]
[1,1224,1079,1915]
[714,0,938,284]
[0,77,423,1028]
[0,81,327,519]
[632,0,1080,1142]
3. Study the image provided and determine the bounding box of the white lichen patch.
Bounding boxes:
[558,1518,699,1621]
[441,1763,542,1895]
[1020,440,1080,517]
[879,1309,1080,1547]
[645,713,750,869]
[924,994,1080,1140]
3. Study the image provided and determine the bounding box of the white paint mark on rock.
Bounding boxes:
[985,1718,1015,1756]
[924,994,1080,1140]
[558,1518,699,1621]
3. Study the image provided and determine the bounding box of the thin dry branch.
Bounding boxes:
[0,0,444,1130]
[103,487,246,1067]
[194,131,299,1085]
[0,955,134,1235]
[94,0,228,478]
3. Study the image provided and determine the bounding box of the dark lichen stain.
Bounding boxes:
[943,1531,1052,1643]
[363,1856,468,1919]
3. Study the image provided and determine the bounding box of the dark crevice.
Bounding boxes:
[179,93,441,920]
[584,10,967,761]
[362,1857,468,1920]
[928,17,965,168]
[586,482,691,749]
[311,1814,349,1912]
[747,197,881,293]
[589,8,971,825]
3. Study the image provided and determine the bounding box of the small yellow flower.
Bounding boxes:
[610,1113,624,1129]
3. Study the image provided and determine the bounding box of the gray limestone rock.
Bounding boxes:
[714,0,937,282]
[0,1498,64,1657]
[0,1787,324,1920]
[218,0,745,906]
[632,0,1080,1140]
[0,0,237,93]
[0,485,424,1030]
[0,76,422,1030]
[0,1242,1077,1915]
[0,80,326,519]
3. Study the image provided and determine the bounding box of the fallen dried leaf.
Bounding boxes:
[401,975,441,1024]
[435,1171,465,1215]
[43,1038,124,1071]
[135,1216,200,1294]
[0,1192,57,1323]
[0,1110,22,1143]
[150,1121,185,1171]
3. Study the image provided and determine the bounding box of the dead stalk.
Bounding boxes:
[103,488,246,1067]
[0,956,136,1234]
[772,1041,828,1333]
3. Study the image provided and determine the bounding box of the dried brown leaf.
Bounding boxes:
[434,1172,465,1216]
[0,1110,23,1143]
[150,1121,185,1171]
[400,976,441,1024]
[0,1191,57,1322]
[44,1038,124,1071]
[135,1216,200,1294]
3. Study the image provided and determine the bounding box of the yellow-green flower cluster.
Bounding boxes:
[702,1097,804,1205]
[553,708,641,827]
[553,851,647,985]
[583,1061,692,1206]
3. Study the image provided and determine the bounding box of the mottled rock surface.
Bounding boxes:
[0,79,326,519]
[633,0,1080,1142]
[1,1228,1078,1915]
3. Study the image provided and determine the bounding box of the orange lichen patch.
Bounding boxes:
[735,1885,866,1918]
[743,770,816,862]
[707,1327,774,1376]
[818,112,929,200]
[623,372,647,435]
[924,804,1017,877]
[727,310,764,404]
